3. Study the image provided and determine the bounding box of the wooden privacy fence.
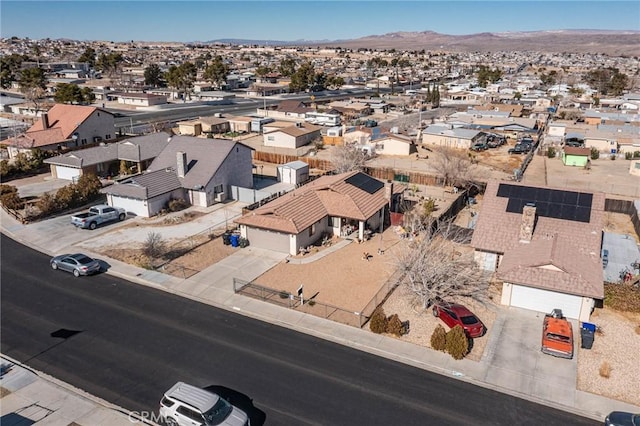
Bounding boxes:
[604,198,640,238]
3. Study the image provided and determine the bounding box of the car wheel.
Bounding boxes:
[165,418,178,426]
[89,222,97,230]
[51,262,58,270]
[73,269,80,277]
[432,307,439,317]
[118,213,125,221]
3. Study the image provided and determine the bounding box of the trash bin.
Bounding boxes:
[222,232,231,246]
[230,234,239,248]
[580,322,596,349]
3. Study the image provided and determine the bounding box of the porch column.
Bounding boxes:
[359,221,365,241]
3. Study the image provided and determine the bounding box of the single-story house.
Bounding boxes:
[374,134,416,156]
[263,123,322,149]
[421,124,483,150]
[471,180,605,321]
[235,171,405,255]
[44,133,171,181]
[2,104,115,159]
[112,92,168,107]
[101,135,254,217]
[562,146,591,167]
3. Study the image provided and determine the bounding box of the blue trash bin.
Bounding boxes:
[230,234,239,247]
[582,322,596,333]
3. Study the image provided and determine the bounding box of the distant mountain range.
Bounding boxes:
[209,30,640,55]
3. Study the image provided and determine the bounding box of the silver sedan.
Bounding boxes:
[50,253,101,277]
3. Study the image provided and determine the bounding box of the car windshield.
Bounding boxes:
[203,398,232,425]
[460,315,478,325]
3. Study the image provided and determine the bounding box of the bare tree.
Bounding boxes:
[330,143,367,173]
[429,146,485,188]
[393,219,490,309]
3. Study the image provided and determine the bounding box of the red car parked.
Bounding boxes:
[432,302,485,338]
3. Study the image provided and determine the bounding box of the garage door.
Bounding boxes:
[510,285,582,319]
[55,166,81,181]
[111,196,148,217]
[246,228,289,253]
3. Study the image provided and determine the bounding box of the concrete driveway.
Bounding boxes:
[480,307,578,407]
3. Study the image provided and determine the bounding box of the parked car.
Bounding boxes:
[470,141,488,151]
[50,253,101,277]
[71,204,126,230]
[604,411,640,426]
[508,143,531,154]
[432,302,485,338]
[541,309,573,359]
[159,381,249,426]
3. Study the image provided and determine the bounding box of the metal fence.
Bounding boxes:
[233,278,370,327]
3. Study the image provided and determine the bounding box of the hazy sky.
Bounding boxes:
[1,1,639,42]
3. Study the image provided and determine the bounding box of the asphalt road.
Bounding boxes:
[0,235,598,426]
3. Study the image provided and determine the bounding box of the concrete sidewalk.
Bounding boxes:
[2,207,640,423]
[1,355,147,426]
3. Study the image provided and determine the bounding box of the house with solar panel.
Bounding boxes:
[234,171,405,255]
[471,180,605,322]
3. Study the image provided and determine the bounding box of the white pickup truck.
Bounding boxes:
[71,204,126,230]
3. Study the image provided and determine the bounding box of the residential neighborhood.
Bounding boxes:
[1,9,640,426]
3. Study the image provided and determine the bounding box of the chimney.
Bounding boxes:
[41,112,49,130]
[176,151,187,178]
[384,180,394,209]
[519,203,536,243]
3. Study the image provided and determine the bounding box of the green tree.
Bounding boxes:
[144,64,164,87]
[54,83,94,104]
[0,53,28,89]
[75,173,102,201]
[19,67,47,110]
[278,57,297,77]
[585,67,630,96]
[203,56,230,88]
[477,65,502,88]
[289,61,316,93]
[165,62,197,101]
[96,52,123,78]
[254,65,272,81]
[78,47,96,67]
[326,74,345,90]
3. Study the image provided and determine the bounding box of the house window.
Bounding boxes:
[214,184,223,193]
[105,134,111,140]
[330,216,340,227]
[309,222,316,237]
[81,138,87,144]
[267,136,275,141]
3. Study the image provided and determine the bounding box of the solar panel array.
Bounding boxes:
[345,173,384,194]
[497,183,593,223]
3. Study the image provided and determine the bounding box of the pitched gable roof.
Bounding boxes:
[29,104,110,138]
[235,171,397,234]
[101,168,183,200]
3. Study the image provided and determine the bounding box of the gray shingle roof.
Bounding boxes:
[101,169,183,199]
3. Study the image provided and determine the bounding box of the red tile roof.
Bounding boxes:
[471,180,605,298]
[28,104,100,138]
[235,171,400,234]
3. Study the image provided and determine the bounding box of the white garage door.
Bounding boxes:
[246,228,289,253]
[111,196,149,217]
[55,166,81,181]
[510,285,582,319]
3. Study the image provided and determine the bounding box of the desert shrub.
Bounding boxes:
[634,151,640,158]
[0,184,19,196]
[430,324,447,351]
[547,146,556,158]
[386,314,404,337]
[445,325,469,360]
[143,231,166,258]
[0,160,15,177]
[590,147,599,160]
[0,191,24,210]
[599,361,612,378]
[279,290,290,299]
[603,283,640,313]
[36,192,58,215]
[168,198,188,212]
[610,154,616,160]
[75,173,102,201]
[369,307,388,334]
[54,184,80,210]
[625,152,633,160]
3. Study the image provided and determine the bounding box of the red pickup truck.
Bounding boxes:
[541,310,574,359]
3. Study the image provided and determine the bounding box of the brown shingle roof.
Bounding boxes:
[563,146,591,156]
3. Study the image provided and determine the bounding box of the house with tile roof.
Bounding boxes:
[3,104,115,160]
[101,135,254,217]
[470,180,605,321]
[235,171,404,255]
[43,133,171,181]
